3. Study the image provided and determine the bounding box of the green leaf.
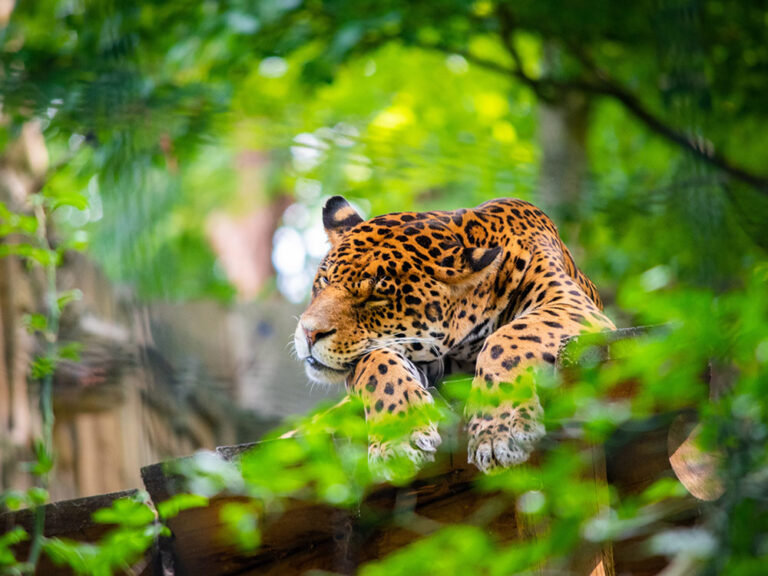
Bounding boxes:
[31,440,54,476]
[0,527,28,568]
[22,313,48,334]
[0,201,37,237]
[42,537,96,573]
[43,524,164,574]
[56,289,83,310]
[58,230,89,253]
[157,493,209,520]
[92,497,155,528]
[31,356,56,379]
[0,526,29,546]
[220,502,261,552]
[0,244,56,266]
[0,491,28,511]
[27,487,50,506]
[48,190,89,212]
[57,342,82,362]
[639,477,688,504]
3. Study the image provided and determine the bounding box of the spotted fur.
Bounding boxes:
[294,196,615,473]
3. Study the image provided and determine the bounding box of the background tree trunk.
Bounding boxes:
[0,121,48,493]
[536,46,592,258]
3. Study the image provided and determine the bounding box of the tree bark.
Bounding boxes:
[0,121,47,493]
[538,96,591,268]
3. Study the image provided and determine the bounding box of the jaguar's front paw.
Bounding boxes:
[368,423,442,479]
[467,403,545,473]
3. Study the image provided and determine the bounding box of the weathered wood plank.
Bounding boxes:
[0,489,156,576]
[142,426,629,576]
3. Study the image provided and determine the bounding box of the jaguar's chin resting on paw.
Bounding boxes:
[294,195,614,475]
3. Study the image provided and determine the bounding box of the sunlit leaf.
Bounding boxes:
[156,493,209,520]
[57,342,82,362]
[22,313,48,334]
[219,502,261,552]
[56,289,83,310]
[92,497,155,528]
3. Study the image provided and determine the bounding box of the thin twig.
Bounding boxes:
[25,201,59,573]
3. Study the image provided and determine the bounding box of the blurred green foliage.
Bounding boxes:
[1,0,767,575]
[42,493,166,576]
[3,0,765,298]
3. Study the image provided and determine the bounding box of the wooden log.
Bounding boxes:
[561,327,721,504]
[0,490,156,576]
[2,419,692,576]
[572,443,616,576]
[141,422,626,576]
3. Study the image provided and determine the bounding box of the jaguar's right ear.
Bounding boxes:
[322,196,364,246]
[432,244,503,286]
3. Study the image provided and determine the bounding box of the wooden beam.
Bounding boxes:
[0,489,156,576]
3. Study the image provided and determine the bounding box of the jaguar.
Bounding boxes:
[293,196,615,473]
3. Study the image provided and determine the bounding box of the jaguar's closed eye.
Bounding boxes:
[364,295,389,307]
[317,276,329,288]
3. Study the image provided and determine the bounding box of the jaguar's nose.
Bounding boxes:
[303,326,337,347]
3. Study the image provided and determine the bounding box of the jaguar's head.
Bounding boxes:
[294,196,502,385]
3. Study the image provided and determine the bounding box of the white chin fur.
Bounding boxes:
[304,362,349,386]
[295,323,349,385]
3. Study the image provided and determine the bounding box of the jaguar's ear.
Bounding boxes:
[322,196,364,246]
[433,245,503,285]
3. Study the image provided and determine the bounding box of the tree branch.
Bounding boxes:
[410,24,768,194]
[566,48,768,192]
[495,7,557,104]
